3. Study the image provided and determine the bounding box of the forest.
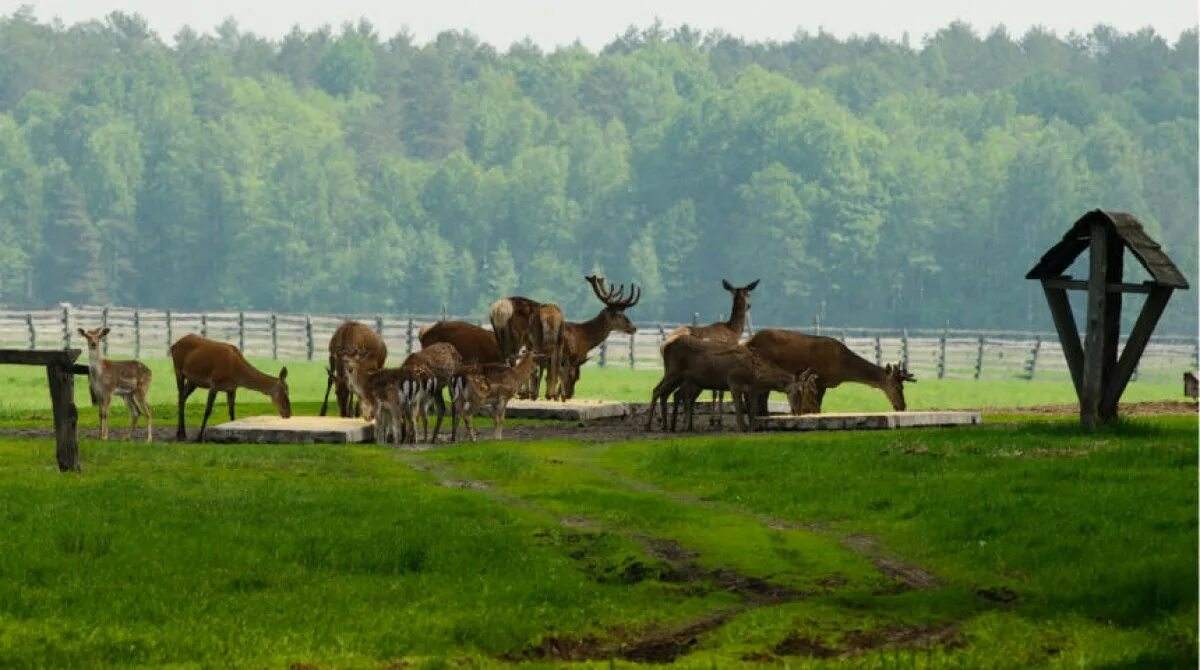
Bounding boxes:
[0,9,1195,331]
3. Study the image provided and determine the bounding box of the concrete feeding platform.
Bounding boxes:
[206,416,374,444]
[630,399,794,415]
[757,411,982,432]
[503,399,631,421]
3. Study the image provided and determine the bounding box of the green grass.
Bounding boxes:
[0,414,1195,667]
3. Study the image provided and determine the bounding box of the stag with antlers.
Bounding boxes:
[555,275,641,400]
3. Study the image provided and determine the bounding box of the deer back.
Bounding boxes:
[404,343,462,386]
[329,321,387,380]
[420,321,502,365]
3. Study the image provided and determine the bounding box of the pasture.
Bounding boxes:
[0,358,1194,667]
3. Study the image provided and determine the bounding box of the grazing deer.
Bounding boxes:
[663,278,760,424]
[556,275,642,400]
[1185,372,1198,400]
[322,321,387,417]
[449,351,537,442]
[647,335,808,432]
[77,327,153,442]
[170,334,291,442]
[745,329,916,412]
[490,297,566,399]
[419,321,503,365]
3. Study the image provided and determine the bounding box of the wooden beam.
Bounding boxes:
[1041,285,1084,396]
[1100,229,1123,422]
[1080,222,1109,430]
[1041,278,1154,294]
[1100,286,1174,415]
[46,363,79,472]
[0,349,82,366]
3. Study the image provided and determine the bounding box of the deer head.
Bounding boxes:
[77,327,111,354]
[881,363,916,411]
[272,366,292,418]
[585,275,641,334]
[558,356,590,399]
[722,278,760,312]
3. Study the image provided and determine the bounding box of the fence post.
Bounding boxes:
[133,309,140,358]
[26,313,34,350]
[901,328,909,369]
[375,315,384,336]
[873,336,881,367]
[814,314,821,336]
[165,309,172,356]
[61,303,70,350]
[974,336,985,380]
[305,315,314,361]
[238,312,245,351]
[270,313,278,360]
[100,306,109,356]
[200,313,208,338]
[658,324,666,346]
[1024,337,1041,380]
[629,331,636,369]
[599,340,608,368]
[691,312,699,328]
[937,322,947,379]
[839,329,847,343]
[406,319,414,355]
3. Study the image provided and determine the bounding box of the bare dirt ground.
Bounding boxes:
[969,400,1197,416]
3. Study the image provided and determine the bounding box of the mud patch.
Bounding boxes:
[773,632,837,658]
[841,623,962,655]
[843,534,938,590]
[513,607,743,664]
[975,586,1019,604]
[438,479,488,490]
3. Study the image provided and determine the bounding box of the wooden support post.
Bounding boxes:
[305,315,314,361]
[1099,228,1123,420]
[1024,337,1042,380]
[873,336,882,367]
[629,331,636,369]
[47,360,80,472]
[974,336,985,380]
[937,322,947,380]
[270,313,278,359]
[165,309,172,356]
[25,313,34,350]
[61,303,70,350]
[1080,223,1111,429]
[406,319,414,355]
[238,312,245,352]
[1042,286,1084,395]
[100,306,109,356]
[1099,286,1173,416]
[133,309,140,358]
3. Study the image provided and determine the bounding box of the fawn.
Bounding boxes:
[78,328,153,442]
[449,351,536,442]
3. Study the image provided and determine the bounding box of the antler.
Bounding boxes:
[586,275,641,309]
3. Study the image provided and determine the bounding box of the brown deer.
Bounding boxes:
[449,351,537,442]
[663,278,760,424]
[398,342,462,443]
[745,329,915,412]
[647,335,808,432]
[343,353,408,445]
[419,321,503,365]
[490,297,566,399]
[556,275,642,400]
[1185,372,1198,400]
[322,321,387,417]
[171,334,291,442]
[77,327,153,442]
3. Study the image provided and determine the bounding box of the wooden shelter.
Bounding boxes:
[1026,210,1189,428]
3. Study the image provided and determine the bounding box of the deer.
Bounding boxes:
[663,278,759,425]
[745,328,916,413]
[321,321,387,417]
[555,275,642,400]
[398,342,462,444]
[646,334,809,432]
[419,321,503,366]
[343,353,408,446]
[77,327,154,442]
[672,368,821,432]
[449,351,537,442]
[170,334,291,442]
[1185,372,1198,400]
[490,297,566,400]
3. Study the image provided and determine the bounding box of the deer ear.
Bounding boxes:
[99,327,110,338]
[77,328,87,338]
[279,367,288,381]
[746,279,760,290]
[721,279,734,291]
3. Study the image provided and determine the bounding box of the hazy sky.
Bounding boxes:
[6,0,1197,49]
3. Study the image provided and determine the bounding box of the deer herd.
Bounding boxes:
[76,275,916,444]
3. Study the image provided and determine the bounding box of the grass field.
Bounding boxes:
[0,356,1194,667]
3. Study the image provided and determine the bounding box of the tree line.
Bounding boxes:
[0,10,1195,332]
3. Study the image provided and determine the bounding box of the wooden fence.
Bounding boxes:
[9,304,1196,383]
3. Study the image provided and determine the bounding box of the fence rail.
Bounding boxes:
[12,304,1196,383]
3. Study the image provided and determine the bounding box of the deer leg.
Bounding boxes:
[493,398,507,440]
[137,390,153,443]
[431,390,446,443]
[176,381,196,440]
[320,369,333,416]
[731,388,749,432]
[685,385,704,432]
[226,389,236,421]
[123,395,139,440]
[97,393,110,440]
[196,388,219,443]
[815,387,826,414]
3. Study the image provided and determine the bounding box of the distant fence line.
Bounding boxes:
[7,304,1197,384]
